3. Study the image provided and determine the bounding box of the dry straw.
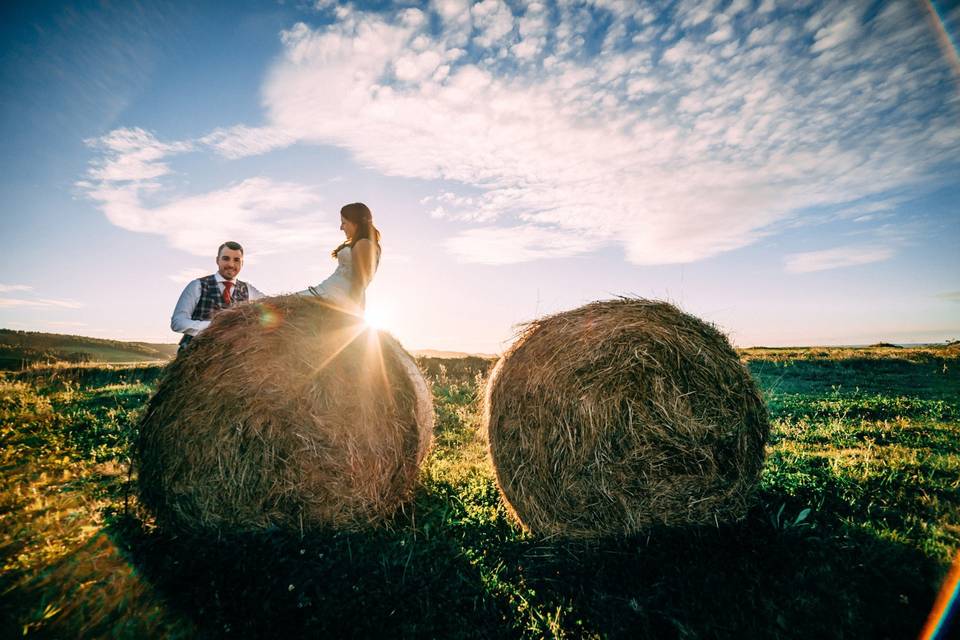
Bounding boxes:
[137,295,433,535]
[484,298,769,539]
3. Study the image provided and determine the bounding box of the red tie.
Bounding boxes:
[222,281,234,305]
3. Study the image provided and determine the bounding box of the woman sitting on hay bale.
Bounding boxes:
[297,202,382,314]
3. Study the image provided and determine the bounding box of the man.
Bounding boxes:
[171,241,265,352]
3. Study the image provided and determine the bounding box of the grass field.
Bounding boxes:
[1,347,958,638]
[0,329,178,370]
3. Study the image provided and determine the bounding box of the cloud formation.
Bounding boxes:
[784,244,895,273]
[79,128,337,256]
[0,285,83,310]
[81,0,960,266]
[0,284,33,293]
[0,297,83,309]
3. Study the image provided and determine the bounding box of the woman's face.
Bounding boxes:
[340,215,358,240]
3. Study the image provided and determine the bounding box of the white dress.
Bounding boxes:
[298,246,372,311]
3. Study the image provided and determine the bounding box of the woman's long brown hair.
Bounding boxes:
[332,202,382,258]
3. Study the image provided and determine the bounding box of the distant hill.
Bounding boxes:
[0,328,178,369]
[0,329,501,371]
[413,349,498,359]
[5,327,954,372]
[738,342,959,362]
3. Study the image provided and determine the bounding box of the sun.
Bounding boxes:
[363,303,390,330]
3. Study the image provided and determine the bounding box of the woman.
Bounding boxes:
[299,202,381,312]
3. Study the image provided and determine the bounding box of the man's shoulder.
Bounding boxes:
[235,279,259,293]
[183,274,216,290]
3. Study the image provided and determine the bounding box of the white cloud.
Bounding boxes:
[85,174,334,257]
[398,8,428,29]
[168,268,210,284]
[199,125,297,159]
[725,0,750,18]
[471,0,515,49]
[677,0,720,29]
[936,291,960,302]
[810,7,861,53]
[0,284,33,293]
[706,23,734,44]
[784,245,895,273]
[80,1,960,267]
[0,297,84,309]
[395,49,444,82]
[444,225,602,265]
[79,127,338,257]
[513,1,548,59]
[433,0,471,26]
[84,127,192,182]
[831,199,900,222]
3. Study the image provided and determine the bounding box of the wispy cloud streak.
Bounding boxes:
[0,284,33,293]
[0,297,84,309]
[784,245,895,273]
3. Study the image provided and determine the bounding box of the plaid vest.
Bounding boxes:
[191,274,250,321]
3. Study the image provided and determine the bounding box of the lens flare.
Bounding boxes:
[924,0,960,81]
[920,550,960,640]
[256,302,283,330]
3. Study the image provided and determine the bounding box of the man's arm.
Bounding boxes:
[247,283,267,300]
[170,280,211,336]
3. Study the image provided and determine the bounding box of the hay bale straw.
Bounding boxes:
[137,295,433,534]
[484,299,769,539]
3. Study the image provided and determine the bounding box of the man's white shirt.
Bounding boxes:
[170,273,265,337]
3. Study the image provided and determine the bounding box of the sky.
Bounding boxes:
[1,0,959,354]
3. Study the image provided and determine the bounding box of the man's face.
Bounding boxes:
[217,248,243,280]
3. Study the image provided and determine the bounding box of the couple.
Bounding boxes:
[171,202,381,351]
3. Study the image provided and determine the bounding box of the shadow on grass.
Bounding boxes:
[107,489,944,640]
[494,509,941,639]
[109,493,514,640]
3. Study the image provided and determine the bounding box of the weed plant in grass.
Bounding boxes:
[1,352,958,639]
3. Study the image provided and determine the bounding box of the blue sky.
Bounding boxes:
[1,0,959,353]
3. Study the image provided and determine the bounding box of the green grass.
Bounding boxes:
[1,352,958,638]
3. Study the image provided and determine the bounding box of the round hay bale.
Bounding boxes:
[137,295,433,534]
[484,298,769,539]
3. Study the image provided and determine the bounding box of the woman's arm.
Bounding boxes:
[350,239,377,301]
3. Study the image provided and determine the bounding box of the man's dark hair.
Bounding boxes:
[217,241,244,257]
